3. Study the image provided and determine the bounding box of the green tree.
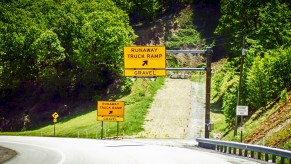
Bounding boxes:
[255,1,291,49]
[0,0,137,130]
[31,30,66,95]
[0,0,136,99]
[215,0,291,57]
[245,48,291,109]
[222,78,238,127]
[246,56,270,109]
[270,48,291,90]
[0,2,41,89]
[71,0,136,99]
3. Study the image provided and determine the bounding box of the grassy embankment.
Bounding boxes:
[211,94,291,150]
[0,78,165,139]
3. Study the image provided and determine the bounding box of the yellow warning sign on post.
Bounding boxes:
[52,112,59,119]
[97,101,124,122]
[124,46,166,69]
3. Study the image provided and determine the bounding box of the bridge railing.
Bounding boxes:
[196,138,291,164]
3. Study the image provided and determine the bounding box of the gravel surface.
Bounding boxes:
[187,82,205,139]
[137,78,205,139]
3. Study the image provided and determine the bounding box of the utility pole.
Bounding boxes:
[235,37,246,137]
[205,47,212,138]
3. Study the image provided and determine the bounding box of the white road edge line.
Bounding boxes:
[0,141,66,164]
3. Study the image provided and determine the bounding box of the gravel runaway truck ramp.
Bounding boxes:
[138,78,205,139]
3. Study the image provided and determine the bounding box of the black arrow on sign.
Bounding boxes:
[142,60,148,66]
[109,111,113,114]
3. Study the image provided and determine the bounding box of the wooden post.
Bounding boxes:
[205,47,212,138]
[236,38,246,136]
[117,122,119,137]
[101,121,104,139]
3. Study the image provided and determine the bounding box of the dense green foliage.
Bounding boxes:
[215,0,291,57]
[0,0,136,130]
[212,0,291,128]
[213,48,291,128]
[246,48,291,109]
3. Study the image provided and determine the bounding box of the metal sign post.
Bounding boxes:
[54,122,56,137]
[52,112,59,137]
[117,122,119,137]
[101,121,104,139]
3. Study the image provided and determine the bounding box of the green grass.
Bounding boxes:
[210,112,227,139]
[0,77,165,138]
[211,96,291,150]
[266,123,291,149]
[218,103,279,142]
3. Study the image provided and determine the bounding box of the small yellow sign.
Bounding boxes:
[53,118,58,123]
[97,116,124,122]
[124,46,166,69]
[124,69,166,77]
[52,112,59,119]
[97,101,124,122]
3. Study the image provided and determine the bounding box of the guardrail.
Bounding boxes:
[196,138,291,164]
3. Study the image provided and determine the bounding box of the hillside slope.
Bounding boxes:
[244,92,291,149]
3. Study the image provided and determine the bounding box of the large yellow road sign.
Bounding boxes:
[97,101,124,122]
[124,46,166,69]
[124,69,166,76]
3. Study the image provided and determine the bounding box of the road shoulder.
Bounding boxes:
[0,146,17,163]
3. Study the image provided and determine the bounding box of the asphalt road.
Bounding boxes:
[0,136,267,164]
